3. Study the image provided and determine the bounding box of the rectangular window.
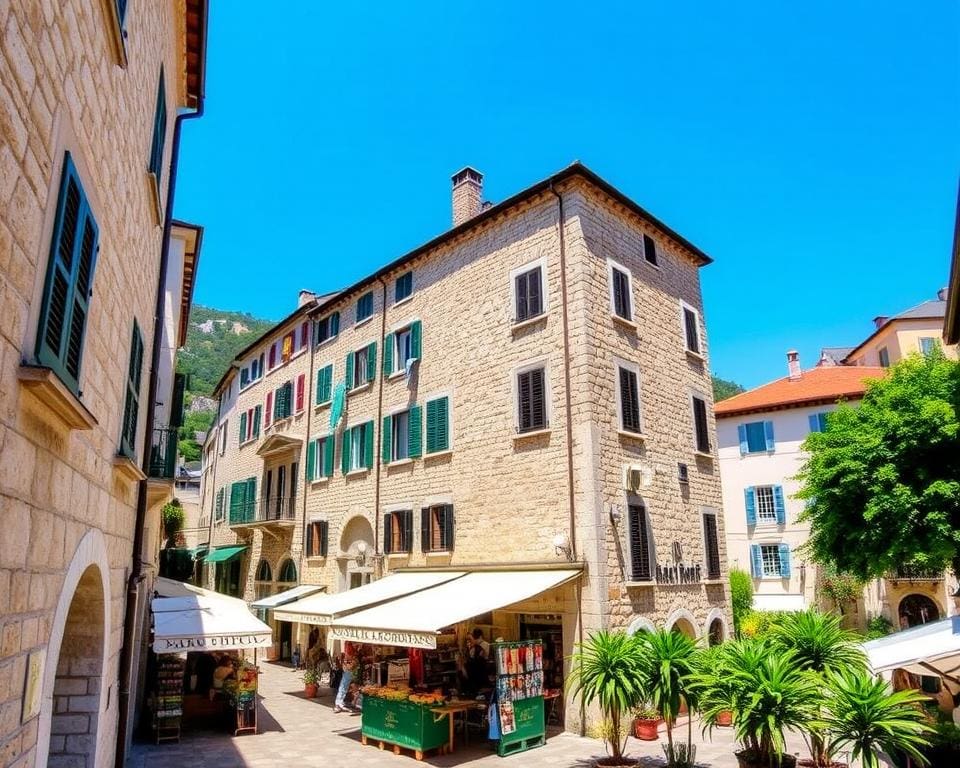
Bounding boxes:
[755,486,777,524]
[392,410,410,461]
[316,363,333,405]
[692,395,710,453]
[681,302,701,354]
[609,263,632,321]
[36,153,99,394]
[351,348,367,388]
[384,509,413,554]
[148,70,167,185]
[219,420,228,455]
[627,503,652,581]
[514,265,543,322]
[919,337,939,356]
[313,436,333,478]
[618,365,642,433]
[878,347,890,368]
[281,330,295,363]
[740,421,773,454]
[395,327,412,372]
[382,407,422,463]
[307,520,329,557]
[350,423,367,471]
[425,396,450,454]
[643,234,658,266]
[395,271,413,303]
[384,322,421,376]
[517,367,547,433]
[808,412,829,433]
[295,373,305,412]
[356,291,374,323]
[215,487,225,522]
[421,504,454,553]
[119,321,144,458]
[702,512,721,579]
[315,312,340,345]
[273,381,292,420]
[760,544,782,578]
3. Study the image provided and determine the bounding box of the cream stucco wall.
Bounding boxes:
[848,318,958,367]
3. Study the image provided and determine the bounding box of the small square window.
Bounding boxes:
[643,234,658,266]
[919,337,939,356]
[356,291,374,323]
[514,265,543,322]
[744,422,767,453]
[809,412,829,433]
[395,272,413,303]
[677,463,689,484]
[878,347,890,368]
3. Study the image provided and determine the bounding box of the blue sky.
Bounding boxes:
[174,1,959,389]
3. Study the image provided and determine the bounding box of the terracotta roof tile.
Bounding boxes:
[715,366,886,417]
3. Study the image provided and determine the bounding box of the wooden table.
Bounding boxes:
[429,701,485,754]
[543,691,561,726]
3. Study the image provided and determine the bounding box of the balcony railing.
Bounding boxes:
[887,565,943,581]
[149,427,178,479]
[229,495,297,526]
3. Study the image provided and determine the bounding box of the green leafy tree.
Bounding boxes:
[797,352,960,578]
[178,409,215,463]
[729,568,753,636]
[712,375,745,402]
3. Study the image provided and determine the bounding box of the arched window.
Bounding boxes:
[255,559,272,583]
[277,558,297,584]
[898,594,940,629]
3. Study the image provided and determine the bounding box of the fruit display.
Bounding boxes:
[361,685,447,706]
[408,692,445,705]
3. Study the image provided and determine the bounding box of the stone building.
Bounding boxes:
[199,163,730,729]
[0,2,206,766]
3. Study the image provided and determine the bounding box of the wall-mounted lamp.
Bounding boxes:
[608,504,623,524]
[356,541,368,567]
[553,532,572,561]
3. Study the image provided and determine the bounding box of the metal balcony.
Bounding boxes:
[229,495,297,528]
[148,427,179,479]
[887,565,943,582]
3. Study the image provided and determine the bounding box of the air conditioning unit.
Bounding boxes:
[623,464,654,492]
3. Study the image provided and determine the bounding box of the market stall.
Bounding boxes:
[250,584,325,662]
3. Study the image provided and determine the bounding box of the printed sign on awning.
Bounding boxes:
[328,625,438,650]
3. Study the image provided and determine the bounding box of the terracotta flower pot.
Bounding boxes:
[715,709,733,727]
[632,717,661,741]
[304,683,318,698]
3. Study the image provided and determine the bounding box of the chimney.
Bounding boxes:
[938,286,948,302]
[873,316,889,329]
[787,350,802,381]
[298,290,317,308]
[451,166,483,226]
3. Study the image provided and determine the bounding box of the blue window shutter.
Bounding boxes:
[764,421,776,451]
[744,487,757,526]
[737,424,748,455]
[411,320,422,360]
[750,544,762,577]
[779,543,791,577]
[808,414,820,433]
[322,437,334,478]
[345,351,354,389]
[408,405,422,458]
[383,333,394,375]
[341,428,351,475]
[306,439,316,481]
[774,486,786,525]
[381,415,393,463]
[366,342,377,382]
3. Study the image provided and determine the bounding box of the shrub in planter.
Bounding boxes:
[632,703,661,741]
[302,666,320,698]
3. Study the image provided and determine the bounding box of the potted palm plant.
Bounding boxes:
[818,669,932,768]
[632,702,661,741]
[636,629,699,768]
[689,638,820,768]
[567,630,645,767]
[768,609,867,767]
[302,665,320,698]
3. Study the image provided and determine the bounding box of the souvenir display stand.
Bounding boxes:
[223,661,259,735]
[153,655,185,744]
[493,640,545,756]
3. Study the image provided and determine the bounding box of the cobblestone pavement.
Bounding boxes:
[128,661,808,768]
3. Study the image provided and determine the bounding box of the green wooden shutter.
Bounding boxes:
[323,365,333,402]
[253,405,261,437]
[149,70,167,183]
[382,415,393,463]
[341,429,351,475]
[366,342,377,382]
[364,421,374,468]
[330,312,340,336]
[411,320,422,360]
[320,521,329,556]
[239,411,247,444]
[443,504,455,551]
[316,367,323,404]
[120,322,144,458]
[426,397,449,453]
[345,352,354,389]
[246,477,257,519]
[37,153,99,394]
[408,405,422,458]
[306,439,316,481]
[383,333,394,375]
[322,437,334,478]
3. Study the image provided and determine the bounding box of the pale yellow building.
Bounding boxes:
[199,164,731,730]
[0,2,206,766]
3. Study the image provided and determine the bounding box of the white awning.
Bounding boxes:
[273,571,466,625]
[151,579,272,654]
[864,616,960,676]
[752,593,806,613]
[328,569,581,649]
[251,584,325,609]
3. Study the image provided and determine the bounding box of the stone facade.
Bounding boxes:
[199,166,730,729]
[0,2,204,766]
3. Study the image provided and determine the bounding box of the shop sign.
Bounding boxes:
[153,633,273,652]
[328,625,437,649]
[273,612,332,625]
[654,562,702,585]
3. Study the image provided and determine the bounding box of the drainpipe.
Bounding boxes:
[373,278,388,569]
[114,70,206,768]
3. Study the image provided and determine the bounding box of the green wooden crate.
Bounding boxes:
[361,696,449,752]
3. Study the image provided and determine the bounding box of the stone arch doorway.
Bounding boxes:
[898,593,941,628]
[36,530,110,768]
[275,558,298,660]
[664,608,700,639]
[339,514,375,589]
[705,608,729,646]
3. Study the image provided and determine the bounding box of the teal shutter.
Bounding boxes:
[317,364,333,404]
[366,342,377,382]
[364,421,374,468]
[37,153,99,394]
[341,428,351,475]
[382,415,393,463]
[331,312,340,336]
[345,352,354,389]
[737,424,748,455]
[408,405,422,458]
[383,333,394,375]
[246,477,257,519]
[779,543,791,577]
[774,486,786,525]
[306,439,316,481]
[410,320,422,360]
[239,411,247,444]
[744,487,757,526]
[322,437,334,478]
[252,405,261,438]
[426,397,449,453]
[120,322,144,458]
[764,421,776,451]
[148,70,167,183]
[750,544,762,577]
